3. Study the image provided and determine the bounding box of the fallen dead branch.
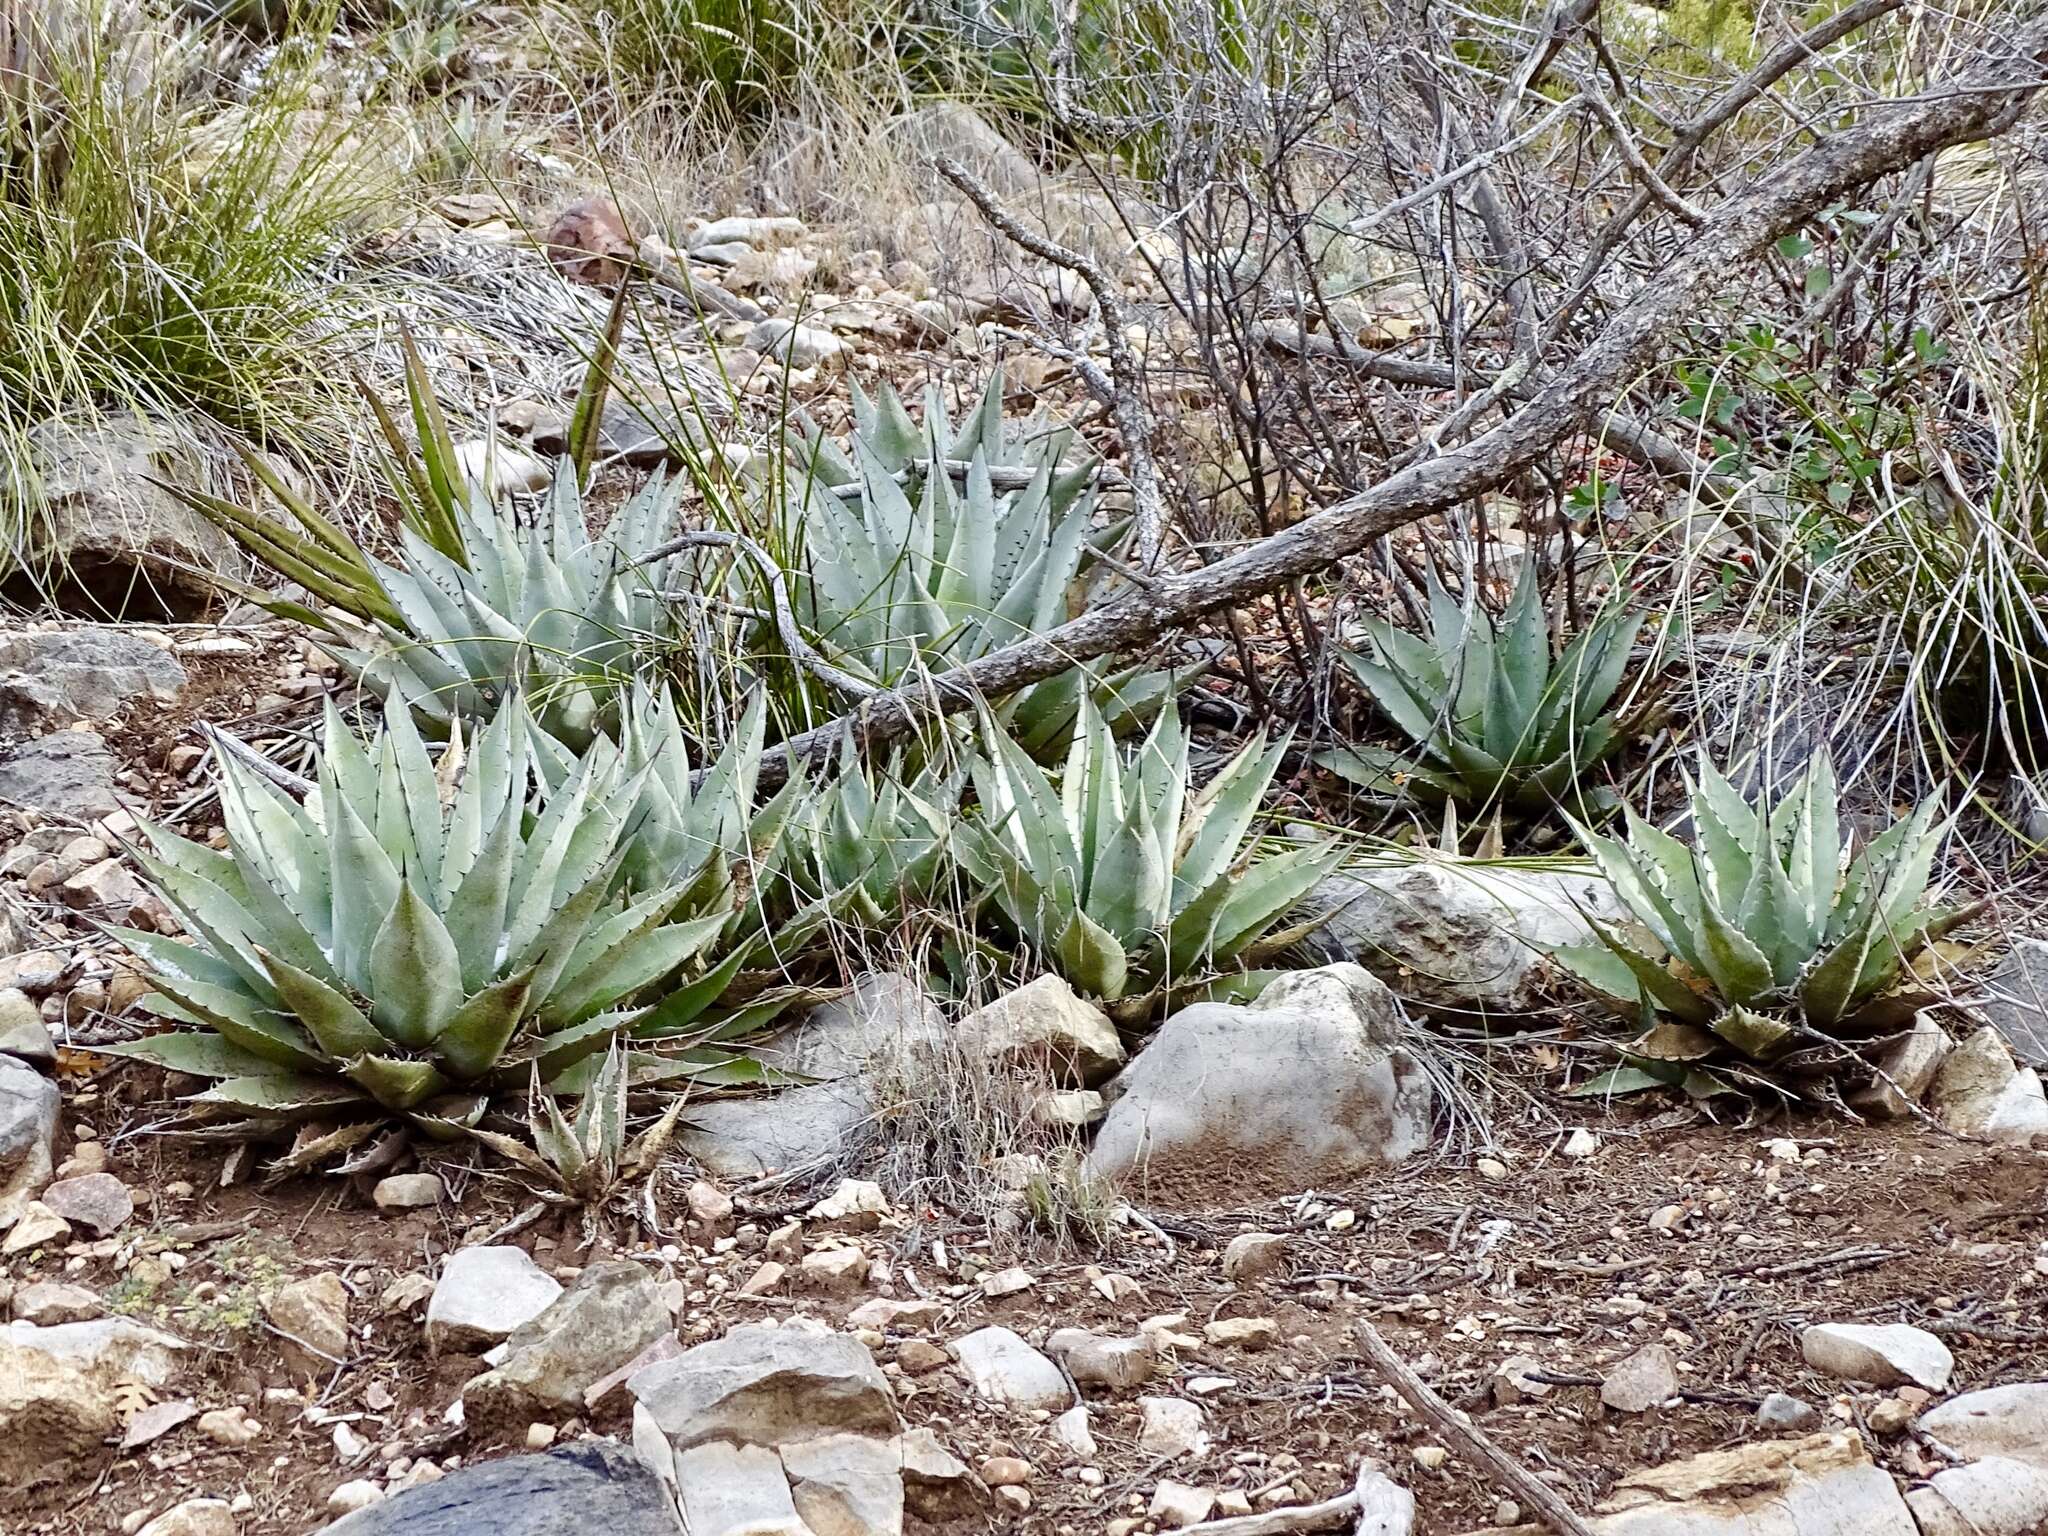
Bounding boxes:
[746,16,2048,789]
[1353,1314,1598,1536]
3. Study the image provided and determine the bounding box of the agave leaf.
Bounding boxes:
[1569,1064,1679,1098]
[262,954,382,1061]
[1575,911,1718,1024]
[145,974,327,1073]
[100,1031,298,1079]
[434,969,536,1080]
[193,1075,372,1116]
[1691,886,1778,1006]
[342,1054,449,1110]
[1708,1005,1799,1062]
[1056,909,1130,1001]
[363,880,464,1048]
[1340,648,1441,748]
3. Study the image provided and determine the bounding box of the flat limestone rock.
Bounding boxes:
[628,1319,898,1454]
[1800,1322,1953,1391]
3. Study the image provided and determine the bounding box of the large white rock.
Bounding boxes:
[425,1247,563,1353]
[1800,1323,1953,1391]
[957,974,1127,1086]
[781,1432,905,1536]
[1849,1012,1952,1119]
[950,1326,1068,1411]
[0,1319,186,1494]
[1919,1382,2048,1465]
[1907,1457,2048,1536]
[0,1055,59,1229]
[1088,964,1431,1198]
[1581,1430,1916,1535]
[629,1319,898,1453]
[673,1441,808,1536]
[1307,862,1624,1014]
[1978,936,2048,1067]
[1932,1028,2048,1143]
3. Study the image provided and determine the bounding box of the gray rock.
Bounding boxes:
[1137,1396,1210,1459]
[425,1247,562,1353]
[951,1326,1068,1411]
[781,1432,905,1536]
[0,730,123,820]
[0,628,186,734]
[40,1172,132,1234]
[689,216,805,250]
[466,1261,672,1414]
[1150,1481,1215,1528]
[884,105,1041,198]
[1906,1458,2048,1536]
[898,1426,987,1520]
[1586,1430,1914,1534]
[313,1439,678,1536]
[1353,1464,1416,1536]
[680,1079,872,1179]
[958,975,1126,1086]
[1046,1327,1158,1390]
[0,1318,186,1494]
[750,974,945,1082]
[372,1173,444,1211]
[1800,1322,1953,1391]
[0,1055,59,1229]
[1307,863,1624,1014]
[1980,937,2048,1068]
[12,1281,104,1326]
[629,1319,898,1454]
[1919,1382,2048,1465]
[138,1499,235,1536]
[1600,1343,1681,1413]
[266,1272,350,1379]
[1849,1012,1951,1119]
[666,1441,804,1536]
[744,319,845,369]
[1756,1392,1820,1432]
[528,396,711,472]
[0,990,53,1068]
[1088,964,1432,1198]
[1932,1028,2048,1144]
[1221,1232,1289,1284]
[23,412,236,620]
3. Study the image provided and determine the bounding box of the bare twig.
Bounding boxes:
[932,154,1171,572]
[1353,1315,1597,1536]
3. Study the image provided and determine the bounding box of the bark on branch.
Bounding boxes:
[749,19,2048,790]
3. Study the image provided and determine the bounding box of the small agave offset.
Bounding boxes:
[1554,754,1970,1094]
[102,699,766,1138]
[1323,565,1646,817]
[961,699,1341,1004]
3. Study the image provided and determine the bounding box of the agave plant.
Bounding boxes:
[959,702,1342,1003]
[779,370,1183,754]
[793,736,962,927]
[1554,754,1969,1090]
[180,331,698,751]
[103,699,769,1132]
[469,1046,684,1214]
[1322,565,1647,817]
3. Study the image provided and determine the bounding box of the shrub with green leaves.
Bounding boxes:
[959,701,1340,1003]
[1555,754,1967,1091]
[782,371,1181,756]
[104,699,766,1131]
[1322,565,1647,817]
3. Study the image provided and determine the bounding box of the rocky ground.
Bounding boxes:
[1,618,2046,1536]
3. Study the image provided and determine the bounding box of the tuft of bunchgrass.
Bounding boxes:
[0,0,382,561]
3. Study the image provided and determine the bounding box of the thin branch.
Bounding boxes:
[931,154,1171,572]
[1353,1314,1597,1536]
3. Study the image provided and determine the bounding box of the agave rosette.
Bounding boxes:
[1554,754,1968,1091]
[960,700,1342,1002]
[104,699,767,1129]
[1323,564,1644,815]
